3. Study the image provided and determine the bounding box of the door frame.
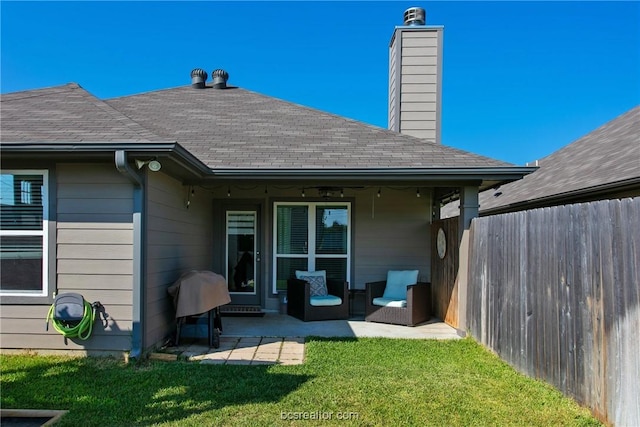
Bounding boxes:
[213,199,264,307]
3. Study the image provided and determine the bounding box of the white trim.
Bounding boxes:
[272,201,351,293]
[0,170,49,297]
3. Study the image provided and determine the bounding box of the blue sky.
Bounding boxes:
[1,1,638,165]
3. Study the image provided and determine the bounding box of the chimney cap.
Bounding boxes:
[404,7,426,26]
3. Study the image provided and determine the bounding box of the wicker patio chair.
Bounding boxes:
[287,278,349,322]
[365,271,431,326]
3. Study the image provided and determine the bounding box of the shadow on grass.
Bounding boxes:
[1,356,312,426]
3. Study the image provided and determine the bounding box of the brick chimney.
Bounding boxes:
[388,7,443,144]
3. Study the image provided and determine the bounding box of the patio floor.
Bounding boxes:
[154,314,461,365]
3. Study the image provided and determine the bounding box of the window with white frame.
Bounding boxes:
[0,171,49,296]
[273,202,350,292]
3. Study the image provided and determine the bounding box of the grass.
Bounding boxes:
[1,337,600,426]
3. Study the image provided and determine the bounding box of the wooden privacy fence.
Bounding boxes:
[467,197,639,426]
[431,218,459,328]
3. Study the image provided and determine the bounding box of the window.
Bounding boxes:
[273,202,350,292]
[0,171,49,296]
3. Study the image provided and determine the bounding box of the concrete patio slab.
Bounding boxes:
[159,314,460,365]
[222,313,461,340]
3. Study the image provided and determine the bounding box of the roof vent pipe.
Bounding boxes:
[190,68,208,89]
[403,7,426,26]
[211,69,229,89]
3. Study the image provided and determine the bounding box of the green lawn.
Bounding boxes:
[1,338,600,426]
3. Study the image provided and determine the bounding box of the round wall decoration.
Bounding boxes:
[436,227,447,259]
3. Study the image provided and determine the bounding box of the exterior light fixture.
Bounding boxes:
[135,158,162,172]
[377,188,381,198]
[227,187,231,197]
[302,188,306,198]
[416,188,421,198]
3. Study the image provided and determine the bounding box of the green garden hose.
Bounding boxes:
[46,299,96,340]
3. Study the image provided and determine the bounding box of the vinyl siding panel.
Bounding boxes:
[398,129,435,140]
[401,58,438,69]
[401,74,438,84]
[57,244,133,259]
[402,102,437,112]
[144,172,214,348]
[57,274,133,290]
[393,28,442,143]
[401,111,437,121]
[402,64,438,75]
[58,259,133,275]
[402,47,440,58]
[403,121,437,130]
[402,93,438,103]
[58,183,133,199]
[58,214,133,223]
[0,163,134,356]
[401,31,439,42]
[352,188,432,288]
[401,83,438,94]
[402,55,439,66]
[58,198,133,215]
[0,333,132,354]
[58,229,132,244]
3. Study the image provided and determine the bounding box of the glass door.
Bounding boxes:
[226,210,260,305]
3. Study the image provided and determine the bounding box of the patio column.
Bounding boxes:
[457,186,479,334]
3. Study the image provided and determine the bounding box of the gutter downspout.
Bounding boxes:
[115,150,145,360]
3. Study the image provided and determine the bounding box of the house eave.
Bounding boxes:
[480,176,640,216]
[0,141,211,180]
[1,142,537,190]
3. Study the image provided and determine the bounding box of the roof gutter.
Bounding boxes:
[114,150,145,360]
[208,167,537,181]
[1,141,212,179]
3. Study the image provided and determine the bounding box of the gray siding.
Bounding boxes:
[145,172,214,348]
[353,188,432,288]
[215,186,433,304]
[0,163,134,355]
[388,27,442,143]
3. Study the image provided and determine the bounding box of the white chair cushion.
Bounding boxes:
[310,295,342,307]
[296,270,326,282]
[382,270,419,300]
[372,297,407,308]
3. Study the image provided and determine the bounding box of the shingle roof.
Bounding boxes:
[105,84,512,169]
[443,105,640,216]
[2,82,519,173]
[1,83,165,143]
